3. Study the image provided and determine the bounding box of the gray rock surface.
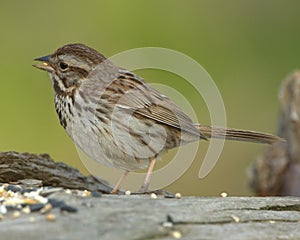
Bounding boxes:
[1,193,300,240]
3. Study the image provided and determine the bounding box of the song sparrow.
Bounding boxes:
[33,43,282,193]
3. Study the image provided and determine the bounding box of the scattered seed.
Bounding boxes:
[162,221,173,228]
[22,206,31,214]
[21,188,37,195]
[125,190,131,196]
[48,198,65,208]
[231,214,240,223]
[0,186,5,194]
[5,191,15,198]
[0,205,7,215]
[82,202,94,208]
[40,203,52,214]
[221,192,228,198]
[23,198,38,205]
[171,230,182,239]
[65,189,72,194]
[0,184,81,222]
[150,193,157,199]
[34,195,48,204]
[175,193,182,199]
[75,190,90,197]
[11,211,21,219]
[84,190,91,197]
[46,213,56,222]
[7,185,21,193]
[29,203,45,212]
[6,205,21,211]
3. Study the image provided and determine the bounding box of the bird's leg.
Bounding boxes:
[111,170,129,194]
[138,158,156,193]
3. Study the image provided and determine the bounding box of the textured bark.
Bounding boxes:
[0,151,112,193]
[249,71,300,196]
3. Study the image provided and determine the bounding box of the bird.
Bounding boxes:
[33,43,282,193]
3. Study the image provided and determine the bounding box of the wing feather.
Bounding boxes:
[113,70,202,138]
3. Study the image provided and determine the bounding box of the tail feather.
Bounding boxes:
[196,125,284,144]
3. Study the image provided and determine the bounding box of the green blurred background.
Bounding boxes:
[1,1,299,196]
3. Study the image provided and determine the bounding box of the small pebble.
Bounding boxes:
[46,213,56,222]
[175,193,182,199]
[220,192,228,198]
[150,193,157,199]
[91,191,101,198]
[60,204,78,213]
[125,190,131,196]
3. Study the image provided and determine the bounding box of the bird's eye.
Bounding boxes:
[59,61,69,71]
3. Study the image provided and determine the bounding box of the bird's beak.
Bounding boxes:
[33,55,54,72]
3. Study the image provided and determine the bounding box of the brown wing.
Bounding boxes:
[111,70,204,138]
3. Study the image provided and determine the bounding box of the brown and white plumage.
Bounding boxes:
[34,43,283,193]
